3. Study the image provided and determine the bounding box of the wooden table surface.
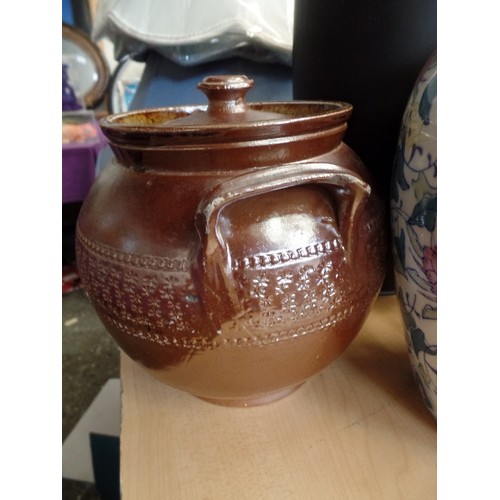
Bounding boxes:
[120,295,436,499]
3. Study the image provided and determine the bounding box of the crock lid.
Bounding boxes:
[166,75,286,126]
[100,75,353,148]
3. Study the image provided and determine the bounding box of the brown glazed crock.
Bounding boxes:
[76,75,387,406]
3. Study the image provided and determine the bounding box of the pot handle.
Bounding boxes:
[196,162,370,265]
[194,162,371,328]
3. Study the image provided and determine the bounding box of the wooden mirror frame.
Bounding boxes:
[62,22,109,109]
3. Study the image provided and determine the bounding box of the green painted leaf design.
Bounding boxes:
[397,287,416,330]
[419,74,437,125]
[408,194,437,232]
[394,141,410,194]
[393,229,406,275]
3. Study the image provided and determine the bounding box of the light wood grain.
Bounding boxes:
[120,295,436,499]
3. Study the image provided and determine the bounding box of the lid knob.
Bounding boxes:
[197,75,254,118]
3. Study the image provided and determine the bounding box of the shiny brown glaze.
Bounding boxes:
[76,75,387,406]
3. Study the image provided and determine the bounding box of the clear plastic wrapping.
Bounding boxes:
[92,0,294,66]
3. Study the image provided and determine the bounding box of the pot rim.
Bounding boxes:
[100,100,353,147]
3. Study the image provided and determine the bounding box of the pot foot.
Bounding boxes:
[195,383,304,407]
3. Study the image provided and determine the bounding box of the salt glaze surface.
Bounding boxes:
[77,75,387,406]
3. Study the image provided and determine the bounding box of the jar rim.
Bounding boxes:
[100,101,353,149]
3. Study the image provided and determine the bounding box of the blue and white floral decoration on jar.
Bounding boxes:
[391,51,437,418]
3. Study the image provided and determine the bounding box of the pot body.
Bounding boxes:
[390,53,437,417]
[76,94,387,406]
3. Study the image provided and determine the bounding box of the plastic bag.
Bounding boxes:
[92,0,294,66]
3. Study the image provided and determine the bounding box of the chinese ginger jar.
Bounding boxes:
[391,53,437,417]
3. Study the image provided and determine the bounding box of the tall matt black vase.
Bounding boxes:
[292,0,437,292]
